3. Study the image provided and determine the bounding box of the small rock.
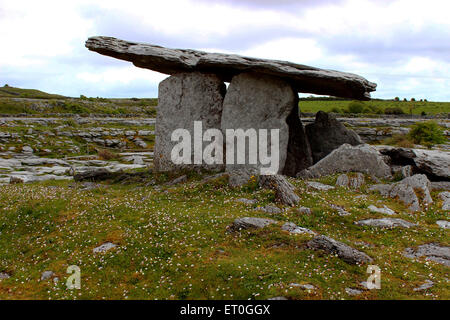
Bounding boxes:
[289,283,316,290]
[41,271,54,281]
[345,288,363,296]
[259,174,299,206]
[9,176,24,184]
[235,198,257,205]
[413,280,434,292]
[281,222,316,235]
[257,205,282,214]
[336,174,349,187]
[267,296,288,300]
[22,146,33,153]
[368,205,396,215]
[439,192,450,211]
[93,242,117,253]
[403,243,450,267]
[296,206,312,215]
[167,175,187,185]
[307,235,373,265]
[0,272,10,280]
[349,173,365,189]
[355,218,416,228]
[436,220,450,229]
[306,181,334,191]
[330,204,351,216]
[229,217,277,232]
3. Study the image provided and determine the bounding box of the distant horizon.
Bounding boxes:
[1,0,449,101]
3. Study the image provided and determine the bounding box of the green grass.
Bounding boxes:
[300,99,450,115]
[0,173,447,300]
[0,86,66,99]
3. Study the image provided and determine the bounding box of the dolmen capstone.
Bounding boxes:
[85,36,376,181]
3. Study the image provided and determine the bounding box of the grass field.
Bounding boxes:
[0,173,448,300]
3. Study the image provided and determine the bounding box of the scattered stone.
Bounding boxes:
[330,204,351,216]
[166,175,188,185]
[345,288,363,296]
[439,192,450,211]
[281,222,316,235]
[436,220,450,229]
[9,176,24,184]
[0,272,10,279]
[289,283,316,291]
[259,174,299,206]
[296,206,312,215]
[413,280,434,292]
[355,218,416,228]
[229,217,277,232]
[85,36,376,100]
[369,174,433,212]
[22,146,33,153]
[93,242,117,253]
[267,296,289,300]
[349,173,365,189]
[368,205,396,215]
[257,205,282,214]
[228,168,258,187]
[378,146,450,180]
[41,271,54,281]
[431,181,450,191]
[306,235,373,265]
[74,168,117,182]
[403,243,450,267]
[305,111,362,163]
[235,198,258,205]
[297,144,391,179]
[336,174,349,187]
[306,181,335,191]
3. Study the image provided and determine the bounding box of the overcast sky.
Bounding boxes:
[1,0,449,100]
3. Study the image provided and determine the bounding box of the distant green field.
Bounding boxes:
[299,99,450,115]
[0,85,66,99]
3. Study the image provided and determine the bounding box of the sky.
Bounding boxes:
[1,0,449,101]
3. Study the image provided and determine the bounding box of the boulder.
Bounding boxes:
[86,36,377,100]
[259,174,300,206]
[369,174,432,212]
[305,111,362,163]
[355,218,416,228]
[281,222,316,235]
[439,192,450,211]
[221,73,294,176]
[154,72,225,171]
[403,243,450,267]
[228,217,277,232]
[378,146,450,181]
[306,235,373,265]
[297,144,391,179]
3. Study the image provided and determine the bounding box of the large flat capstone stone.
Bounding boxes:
[85,36,376,100]
[154,72,226,171]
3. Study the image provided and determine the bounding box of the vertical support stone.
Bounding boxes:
[154,72,226,171]
[282,100,313,176]
[221,72,295,180]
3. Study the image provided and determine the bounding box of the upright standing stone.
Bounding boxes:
[154,72,226,171]
[221,72,296,178]
[306,111,362,163]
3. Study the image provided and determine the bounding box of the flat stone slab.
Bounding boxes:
[281,222,316,235]
[93,242,117,253]
[355,218,416,228]
[307,235,373,265]
[368,205,396,215]
[305,181,335,191]
[229,217,277,232]
[86,36,376,100]
[403,243,450,267]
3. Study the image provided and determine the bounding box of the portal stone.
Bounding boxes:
[154,72,226,171]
